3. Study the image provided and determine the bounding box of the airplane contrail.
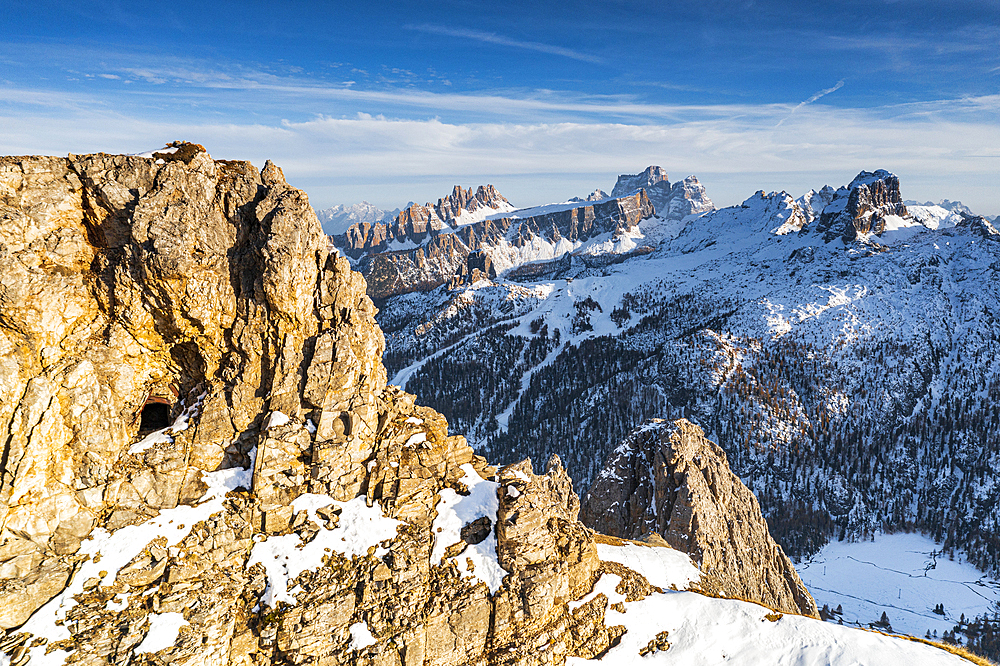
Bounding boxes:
[776,79,846,127]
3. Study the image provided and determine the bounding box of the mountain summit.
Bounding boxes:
[612,166,715,221]
[316,201,399,235]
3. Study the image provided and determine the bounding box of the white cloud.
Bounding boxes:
[0,81,997,217]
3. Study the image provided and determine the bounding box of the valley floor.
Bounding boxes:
[798,532,1000,640]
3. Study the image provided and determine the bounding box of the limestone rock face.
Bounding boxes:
[0,147,627,666]
[0,145,384,628]
[341,184,513,258]
[610,166,669,198]
[580,419,819,618]
[491,456,619,665]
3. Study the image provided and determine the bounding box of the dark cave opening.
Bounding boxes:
[139,401,171,432]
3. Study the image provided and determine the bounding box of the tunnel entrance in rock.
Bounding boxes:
[139,399,172,432]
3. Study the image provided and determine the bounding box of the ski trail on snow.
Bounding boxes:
[390,315,523,391]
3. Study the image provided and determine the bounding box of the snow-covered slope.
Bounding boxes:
[578,540,974,666]
[572,589,974,666]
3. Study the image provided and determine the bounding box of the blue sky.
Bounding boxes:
[2,0,999,213]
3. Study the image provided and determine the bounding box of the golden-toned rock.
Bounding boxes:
[0,149,627,666]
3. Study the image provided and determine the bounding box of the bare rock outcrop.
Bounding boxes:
[341,184,513,257]
[611,166,670,198]
[580,418,819,618]
[0,146,626,666]
[816,169,910,242]
[0,144,385,629]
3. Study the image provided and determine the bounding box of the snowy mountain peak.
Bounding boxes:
[905,198,975,216]
[439,184,514,223]
[339,183,516,258]
[610,166,715,222]
[846,168,897,190]
[567,189,610,204]
[674,189,809,249]
[956,211,1000,238]
[663,175,715,220]
[316,201,399,235]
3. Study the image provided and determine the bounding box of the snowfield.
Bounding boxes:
[577,540,976,665]
[569,589,973,666]
[799,532,1000,640]
[430,463,507,592]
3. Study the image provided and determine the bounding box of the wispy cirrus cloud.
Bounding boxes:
[405,24,605,64]
[1,47,998,215]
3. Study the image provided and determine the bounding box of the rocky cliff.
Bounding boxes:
[341,185,514,258]
[816,169,910,242]
[580,419,818,618]
[610,166,670,198]
[0,147,632,666]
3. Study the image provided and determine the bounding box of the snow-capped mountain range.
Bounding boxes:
[332,170,714,301]
[316,201,401,235]
[364,168,1000,605]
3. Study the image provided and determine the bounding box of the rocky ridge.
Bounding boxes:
[341,185,514,258]
[342,189,656,301]
[580,419,818,618]
[815,169,910,242]
[334,167,715,302]
[582,189,608,202]
[956,210,1000,237]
